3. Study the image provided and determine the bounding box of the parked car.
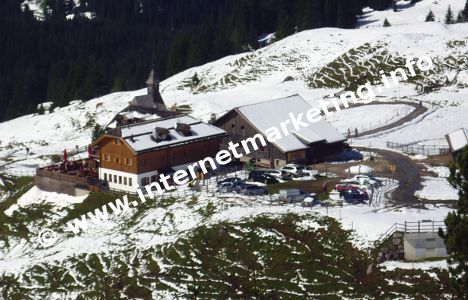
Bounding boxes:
[249,171,279,184]
[266,169,293,180]
[217,177,243,186]
[279,189,311,203]
[334,183,361,192]
[338,179,369,190]
[303,193,320,206]
[341,189,368,204]
[217,182,235,193]
[302,166,319,177]
[281,164,305,176]
[316,172,338,178]
[342,175,381,187]
[239,185,268,195]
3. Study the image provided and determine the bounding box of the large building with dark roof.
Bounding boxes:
[214,95,346,167]
[93,115,226,192]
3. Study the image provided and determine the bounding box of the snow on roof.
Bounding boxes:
[446,128,468,152]
[237,95,345,152]
[120,115,226,153]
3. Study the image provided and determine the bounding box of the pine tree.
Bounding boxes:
[464,0,468,21]
[439,146,468,297]
[37,104,45,115]
[190,73,200,92]
[425,10,435,22]
[383,18,391,27]
[91,124,104,141]
[275,16,295,41]
[456,11,464,23]
[445,5,455,24]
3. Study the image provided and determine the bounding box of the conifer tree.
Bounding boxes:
[383,18,391,27]
[456,11,465,23]
[445,5,455,24]
[425,10,435,22]
[91,124,104,141]
[37,104,45,115]
[439,146,468,297]
[464,0,468,21]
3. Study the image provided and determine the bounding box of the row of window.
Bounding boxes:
[103,173,133,187]
[140,175,160,186]
[103,154,133,166]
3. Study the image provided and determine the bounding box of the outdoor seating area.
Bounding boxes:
[36,150,98,185]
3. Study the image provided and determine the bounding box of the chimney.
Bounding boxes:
[176,122,192,136]
[152,127,170,142]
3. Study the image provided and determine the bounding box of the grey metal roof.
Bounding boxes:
[237,95,346,152]
[120,115,226,153]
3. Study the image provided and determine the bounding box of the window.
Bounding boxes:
[141,177,149,186]
[115,156,121,164]
[119,176,122,184]
[241,125,245,130]
[114,175,117,183]
[104,173,107,181]
[104,154,110,161]
[129,178,132,186]
[124,177,127,185]
[128,158,133,166]
[151,175,158,182]
[231,123,235,128]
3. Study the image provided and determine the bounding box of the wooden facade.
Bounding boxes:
[94,135,222,175]
[214,109,344,167]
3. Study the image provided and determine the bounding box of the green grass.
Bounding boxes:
[266,177,337,200]
[0,213,454,299]
[0,176,34,243]
[59,191,117,225]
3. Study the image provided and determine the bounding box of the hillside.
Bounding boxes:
[1,1,468,298]
[1,22,467,175]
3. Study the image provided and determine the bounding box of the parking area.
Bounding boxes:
[214,150,397,206]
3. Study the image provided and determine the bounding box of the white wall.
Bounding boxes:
[99,168,158,193]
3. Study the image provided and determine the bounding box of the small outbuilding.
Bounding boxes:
[445,128,468,159]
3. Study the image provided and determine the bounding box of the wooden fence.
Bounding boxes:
[376,220,446,245]
[387,141,450,156]
[36,169,89,185]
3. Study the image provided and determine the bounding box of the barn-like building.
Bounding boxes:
[214,95,346,167]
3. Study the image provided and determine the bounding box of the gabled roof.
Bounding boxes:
[117,115,226,153]
[446,128,468,152]
[231,95,345,152]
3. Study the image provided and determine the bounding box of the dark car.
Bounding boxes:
[342,189,368,204]
[249,171,279,184]
[217,177,243,186]
[239,185,268,196]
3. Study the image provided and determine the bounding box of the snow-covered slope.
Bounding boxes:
[358,0,467,27]
[1,2,465,298]
[1,21,467,173]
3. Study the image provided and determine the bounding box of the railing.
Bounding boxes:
[36,169,90,185]
[376,220,446,245]
[1,170,36,177]
[386,141,450,156]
